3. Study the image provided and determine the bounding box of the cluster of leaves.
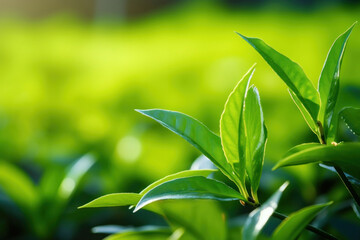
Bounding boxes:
[80,23,360,240]
[0,155,94,239]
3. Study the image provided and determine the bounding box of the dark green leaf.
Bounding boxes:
[136,109,236,185]
[273,143,360,179]
[237,33,320,124]
[339,107,360,136]
[318,23,356,142]
[220,65,255,196]
[242,182,288,240]
[241,85,267,202]
[134,176,245,212]
[272,202,332,240]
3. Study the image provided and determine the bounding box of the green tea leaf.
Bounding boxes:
[283,143,321,158]
[288,89,319,136]
[79,193,141,208]
[273,143,360,179]
[134,176,245,212]
[237,33,320,124]
[339,107,360,136]
[140,169,217,196]
[318,23,356,142]
[136,109,236,185]
[241,85,267,201]
[242,182,288,240]
[220,65,255,196]
[272,202,332,240]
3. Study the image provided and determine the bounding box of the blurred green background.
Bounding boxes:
[0,0,360,239]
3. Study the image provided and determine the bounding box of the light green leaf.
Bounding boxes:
[318,23,356,142]
[272,202,332,240]
[0,161,38,216]
[241,85,267,201]
[273,143,360,179]
[79,193,141,208]
[136,109,237,185]
[220,65,255,196]
[238,33,320,124]
[242,182,288,240]
[288,89,319,136]
[134,176,246,212]
[339,107,360,136]
[140,170,217,196]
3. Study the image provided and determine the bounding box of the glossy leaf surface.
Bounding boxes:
[242,182,288,240]
[135,176,245,212]
[140,170,216,196]
[220,65,254,194]
[272,202,332,240]
[318,23,356,141]
[241,85,267,200]
[79,193,141,208]
[238,33,320,123]
[137,109,236,183]
[273,143,360,179]
[340,107,360,136]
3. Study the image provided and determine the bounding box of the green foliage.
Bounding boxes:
[340,107,360,136]
[242,182,288,240]
[272,202,332,240]
[0,155,95,238]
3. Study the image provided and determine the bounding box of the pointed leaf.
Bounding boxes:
[134,176,245,212]
[318,23,356,142]
[273,143,360,179]
[272,202,332,240]
[220,65,255,194]
[137,109,236,183]
[238,33,320,124]
[241,86,267,200]
[242,182,288,240]
[79,193,141,208]
[140,170,217,196]
[340,107,360,136]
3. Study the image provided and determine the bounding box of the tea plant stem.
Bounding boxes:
[334,166,360,207]
[272,211,338,240]
[317,122,360,207]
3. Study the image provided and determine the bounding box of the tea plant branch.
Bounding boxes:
[334,165,360,207]
[272,211,337,240]
[317,121,360,207]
